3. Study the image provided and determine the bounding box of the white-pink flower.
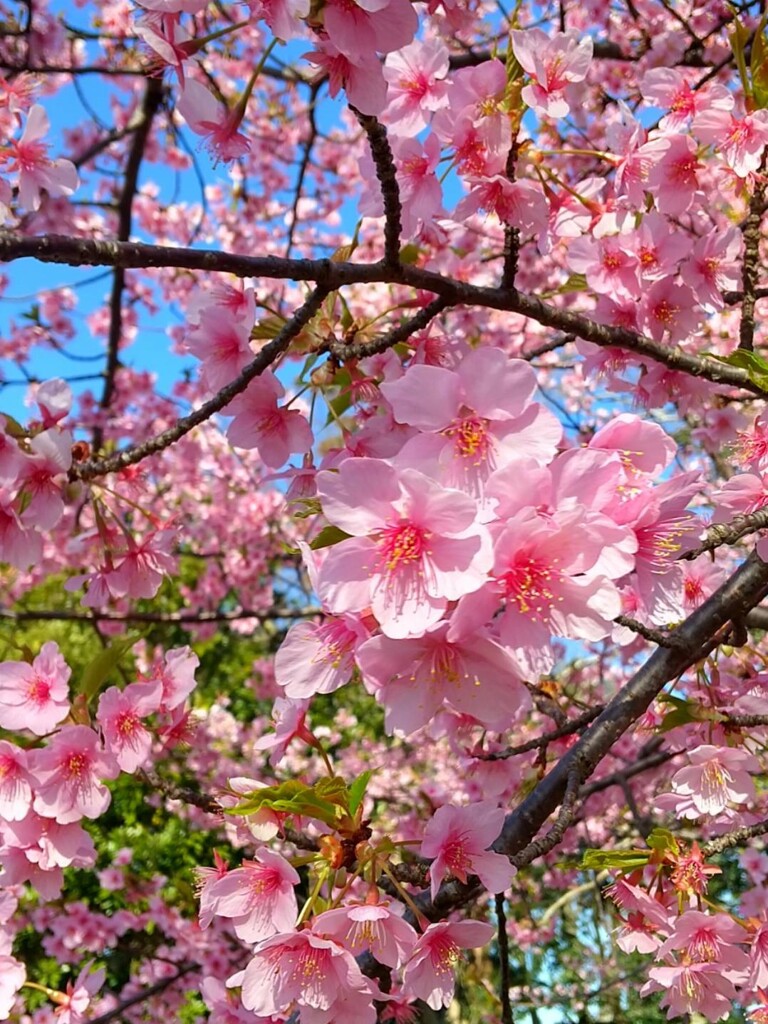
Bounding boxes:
[402,920,495,1010]
[382,38,449,136]
[235,927,379,1023]
[0,956,25,1020]
[55,961,106,1024]
[669,744,759,817]
[420,801,515,900]
[315,458,492,639]
[0,641,70,736]
[226,369,313,468]
[31,726,119,824]
[0,740,33,821]
[511,29,593,118]
[96,680,162,773]
[202,848,299,942]
[6,104,78,211]
[313,894,418,968]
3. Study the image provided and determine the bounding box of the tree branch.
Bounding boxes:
[69,285,330,481]
[680,509,768,560]
[0,234,760,397]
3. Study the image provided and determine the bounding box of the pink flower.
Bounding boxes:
[31,726,119,824]
[253,696,313,766]
[643,961,741,1020]
[641,133,702,215]
[356,620,530,734]
[455,176,550,237]
[640,67,732,131]
[275,614,368,699]
[694,108,768,177]
[34,377,73,427]
[5,104,78,211]
[0,740,33,820]
[304,41,388,116]
[679,227,741,310]
[321,0,417,61]
[146,645,199,712]
[177,79,250,162]
[226,370,313,468]
[656,910,748,968]
[669,744,758,817]
[0,956,25,1020]
[235,927,379,1023]
[108,527,176,600]
[313,893,418,968]
[567,234,639,299]
[55,961,106,1024]
[202,848,299,942]
[393,134,444,236]
[315,458,492,639]
[253,0,310,42]
[452,508,621,677]
[420,801,515,900]
[185,308,254,392]
[382,38,449,136]
[402,920,495,1010]
[640,279,700,343]
[16,428,72,530]
[748,923,768,989]
[96,680,162,773]
[0,641,71,736]
[381,348,549,500]
[511,29,593,118]
[449,60,510,155]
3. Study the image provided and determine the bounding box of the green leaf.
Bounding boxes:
[552,273,588,296]
[315,776,350,810]
[292,497,322,519]
[251,314,287,341]
[398,243,421,265]
[77,634,140,705]
[331,220,361,263]
[348,769,373,817]
[0,413,26,438]
[581,848,651,870]
[729,13,754,103]
[711,349,768,391]
[309,525,351,551]
[752,14,768,108]
[228,779,345,829]
[646,828,679,857]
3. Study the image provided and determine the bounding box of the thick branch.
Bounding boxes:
[738,179,766,351]
[498,554,768,861]
[0,235,759,398]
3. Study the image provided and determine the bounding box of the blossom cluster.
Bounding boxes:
[3,3,768,1024]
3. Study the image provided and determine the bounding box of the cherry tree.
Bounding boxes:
[3,1,768,1022]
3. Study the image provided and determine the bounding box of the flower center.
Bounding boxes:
[27,675,51,705]
[430,935,461,974]
[378,522,428,573]
[65,753,88,779]
[501,556,559,618]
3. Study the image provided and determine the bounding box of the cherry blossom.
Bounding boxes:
[0,642,70,736]
[402,921,495,1010]
[420,800,515,899]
